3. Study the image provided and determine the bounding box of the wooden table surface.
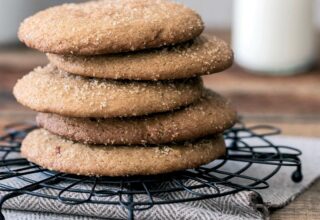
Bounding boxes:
[0,32,319,219]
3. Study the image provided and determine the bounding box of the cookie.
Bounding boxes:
[37,90,237,145]
[18,0,203,55]
[21,129,226,176]
[13,65,203,118]
[47,35,233,80]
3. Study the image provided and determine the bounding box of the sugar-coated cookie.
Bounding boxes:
[18,0,203,55]
[13,65,203,118]
[37,90,236,145]
[21,129,226,176]
[47,35,233,80]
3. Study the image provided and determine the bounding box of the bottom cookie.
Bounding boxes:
[21,129,226,176]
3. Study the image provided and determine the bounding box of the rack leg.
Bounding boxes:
[127,193,134,220]
[292,164,303,182]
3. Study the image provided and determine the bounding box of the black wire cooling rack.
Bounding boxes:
[0,122,302,220]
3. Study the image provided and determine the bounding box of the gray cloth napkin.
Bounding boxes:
[2,136,320,220]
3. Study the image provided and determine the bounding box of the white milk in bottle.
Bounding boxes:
[232,0,316,75]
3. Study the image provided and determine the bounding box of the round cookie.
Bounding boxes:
[21,129,226,176]
[47,35,233,80]
[18,0,204,55]
[37,90,237,145]
[13,65,203,118]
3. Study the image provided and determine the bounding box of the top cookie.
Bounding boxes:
[18,0,204,55]
[47,35,233,80]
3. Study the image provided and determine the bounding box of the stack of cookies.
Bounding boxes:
[13,0,236,176]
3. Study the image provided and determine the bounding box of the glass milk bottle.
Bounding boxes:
[232,0,316,75]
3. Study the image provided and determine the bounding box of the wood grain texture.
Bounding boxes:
[0,31,319,219]
[271,179,320,220]
[203,68,320,116]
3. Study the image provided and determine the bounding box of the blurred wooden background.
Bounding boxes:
[0,31,319,219]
